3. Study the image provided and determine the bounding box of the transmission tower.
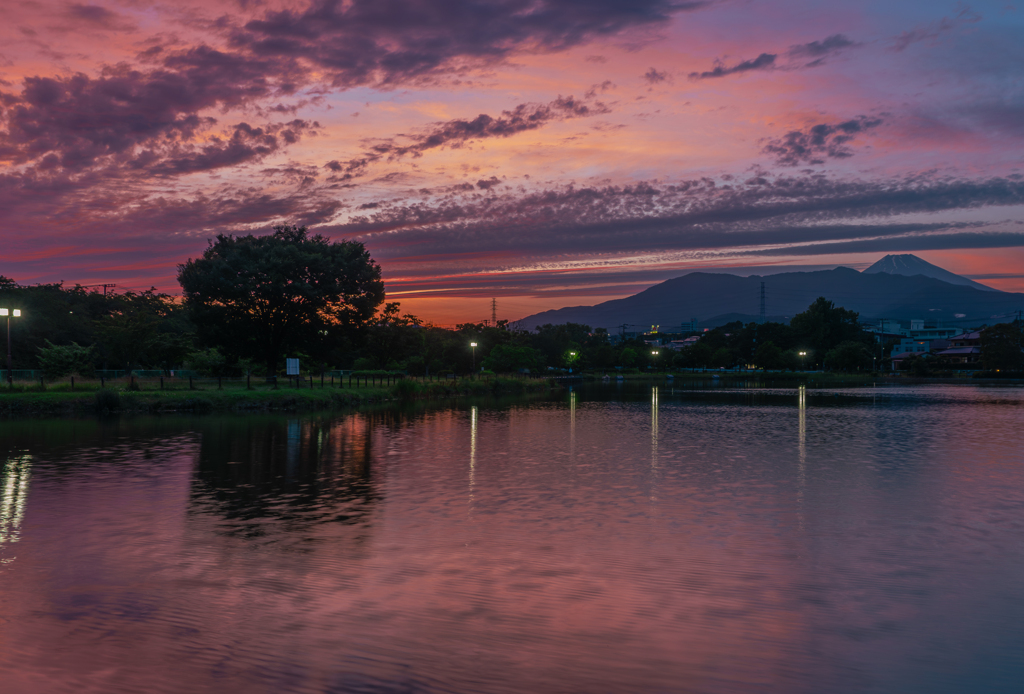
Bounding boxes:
[759,281,766,324]
[491,298,497,326]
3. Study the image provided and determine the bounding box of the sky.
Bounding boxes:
[1,0,1023,324]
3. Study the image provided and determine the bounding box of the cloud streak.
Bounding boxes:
[335,173,1024,266]
[324,95,608,179]
[689,52,776,80]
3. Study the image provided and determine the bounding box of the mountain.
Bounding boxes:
[517,264,1024,331]
[862,254,997,292]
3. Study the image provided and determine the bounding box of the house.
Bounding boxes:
[947,330,982,347]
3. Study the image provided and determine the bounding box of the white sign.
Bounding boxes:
[286,358,300,376]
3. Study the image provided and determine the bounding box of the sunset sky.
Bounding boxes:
[2,0,1023,323]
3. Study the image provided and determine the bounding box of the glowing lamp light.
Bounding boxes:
[3,308,22,386]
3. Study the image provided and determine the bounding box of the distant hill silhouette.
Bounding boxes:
[863,254,997,292]
[518,261,1024,331]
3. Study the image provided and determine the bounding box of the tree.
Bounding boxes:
[711,347,738,369]
[95,290,187,373]
[823,341,873,372]
[674,342,712,369]
[753,341,784,370]
[790,297,868,365]
[981,322,1024,372]
[364,302,423,370]
[178,225,384,376]
[482,344,541,372]
[531,323,591,367]
[619,347,638,368]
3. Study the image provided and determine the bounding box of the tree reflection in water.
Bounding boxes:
[190,414,381,539]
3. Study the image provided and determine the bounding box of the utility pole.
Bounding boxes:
[759,281,766,324]
[82,283,117,296]
[491,298,497,327]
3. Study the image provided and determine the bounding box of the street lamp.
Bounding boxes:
[798,350,807,371]
[651,349,659,371]
[470,342,478,372]
[1,308,21,387]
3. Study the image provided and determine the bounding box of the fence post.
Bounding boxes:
[309,376,313,390]
[100,375,105,389]
[71,376,75,391]
[321,373,324,389]
[40,375,44,390]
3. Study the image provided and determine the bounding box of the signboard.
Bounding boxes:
[286,358,300,376]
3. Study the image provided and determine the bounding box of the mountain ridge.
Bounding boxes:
[863,254,997,292]
[517,260,1023,331]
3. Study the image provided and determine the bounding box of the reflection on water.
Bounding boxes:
[1,385,1024,694]
[0,454,30,548]
[191,415,379,540]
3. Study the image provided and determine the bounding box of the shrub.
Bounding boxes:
[393,378,420,399]
[38,340,95,378]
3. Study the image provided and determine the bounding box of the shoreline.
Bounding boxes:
[0,376,553,417]
[3,372,1022,418]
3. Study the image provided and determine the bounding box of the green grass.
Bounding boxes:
[0,375,552,416]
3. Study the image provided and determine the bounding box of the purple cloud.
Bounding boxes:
[688,52,776,80]
[762,116,883,166]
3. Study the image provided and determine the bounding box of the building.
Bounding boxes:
[932,330,983,366]
[666,335,701,351]
[865,319,960,342]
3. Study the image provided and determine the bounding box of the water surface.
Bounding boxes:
[2,384,1023,693]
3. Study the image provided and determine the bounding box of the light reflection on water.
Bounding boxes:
[1,385,1023,693]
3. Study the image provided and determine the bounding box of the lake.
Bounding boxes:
[1,383,1023,693]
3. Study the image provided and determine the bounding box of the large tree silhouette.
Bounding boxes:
[178,225,384,377]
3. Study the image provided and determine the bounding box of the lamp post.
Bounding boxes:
[798,350,807,371]
[1,308,21,387]
[651,350,659,371]
[470,342,478,373]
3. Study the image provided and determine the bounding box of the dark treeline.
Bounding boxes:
[0,274,881,377]
[7,225,1012,378]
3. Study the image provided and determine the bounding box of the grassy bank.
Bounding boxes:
[0,376,553,417]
